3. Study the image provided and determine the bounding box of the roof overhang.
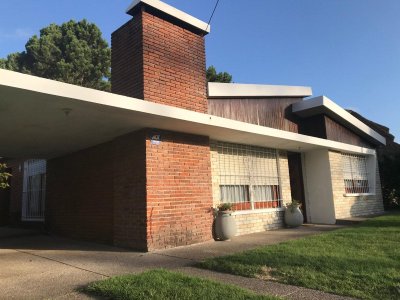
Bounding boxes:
[126,0,210,35]
[0,69,375,159]
[292,96,386,145]
[208,82,312,98]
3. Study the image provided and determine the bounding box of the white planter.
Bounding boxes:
[215,210,237,240]
[284,206,303,227]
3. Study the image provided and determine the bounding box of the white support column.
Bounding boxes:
[302,149,336,224]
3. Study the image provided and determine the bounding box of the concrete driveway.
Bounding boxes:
[0,225,350,299]
[0,233,188,299]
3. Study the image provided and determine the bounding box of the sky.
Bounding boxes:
[1,0,399,141]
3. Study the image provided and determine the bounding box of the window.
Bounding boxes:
[342,154,370,194]
[212,141,282,210]
[22,159,47,221]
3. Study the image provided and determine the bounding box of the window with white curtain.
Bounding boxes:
[342,154,370,194]
[22,159,47,221]
[213,141,282,210]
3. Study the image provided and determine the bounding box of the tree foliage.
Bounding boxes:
[0,20,111,91]
[379,151,400,209]
[206,65,232,83]
[0,163,11,189]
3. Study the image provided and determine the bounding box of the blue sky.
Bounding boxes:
[1,0,399,141]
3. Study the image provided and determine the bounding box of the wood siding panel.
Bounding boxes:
[208,98,301,133]
[298,115,373,147]
[325,116,373,148]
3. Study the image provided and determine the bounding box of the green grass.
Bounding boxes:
[198,214,400,300]
[85,269,281,300]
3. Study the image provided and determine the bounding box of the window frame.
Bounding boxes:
[212,141,283,211]
[22,159,47,222]
[342,153,375,197]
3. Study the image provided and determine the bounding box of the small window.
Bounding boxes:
[342,154,370,194]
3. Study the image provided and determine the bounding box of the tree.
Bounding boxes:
[206,65,232,83]
[0,163,11,189]
[0,53,22,71]
[380,151,400,209]
[0,20,111,91]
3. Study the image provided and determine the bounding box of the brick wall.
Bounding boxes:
[111,6,211,249]
[141,11,207,112]
[46,128,212,251]
[46,130,148,249]
[46,142,114,244]
[111,18,144,99]
[210,142,292,235]
[328,151,384,218]
[145,129,213,250]
[234,211,285,235]
[113,130,147,250]
[112,9,208,113]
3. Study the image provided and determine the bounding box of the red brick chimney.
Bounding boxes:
[111,0,210,113]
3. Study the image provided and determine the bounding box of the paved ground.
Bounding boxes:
[0,224,355,300]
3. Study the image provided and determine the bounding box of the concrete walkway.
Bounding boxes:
[0,224,354,299]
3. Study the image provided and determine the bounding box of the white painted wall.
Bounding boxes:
[302,150,336,224]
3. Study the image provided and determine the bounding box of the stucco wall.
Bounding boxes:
[302,150,336,224]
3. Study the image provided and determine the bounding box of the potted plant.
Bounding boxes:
[214,203,237,241]
[284,200,303,227]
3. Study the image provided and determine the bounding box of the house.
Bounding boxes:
[0,0,386,251]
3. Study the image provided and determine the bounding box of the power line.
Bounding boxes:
[205,0,220,32]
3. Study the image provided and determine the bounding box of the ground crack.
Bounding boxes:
[14,249,110,278]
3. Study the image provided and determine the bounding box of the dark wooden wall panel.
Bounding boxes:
[209,97,374,147]
[208,98,302,133]
[298,115,327,139]
[325,116,373,148]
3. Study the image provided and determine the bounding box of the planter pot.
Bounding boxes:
[284,206,303,227]
[215,210,237,240]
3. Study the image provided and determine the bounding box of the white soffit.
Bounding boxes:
[208,82,312,98]
[0,69,375,158]
[292,96,386,145]
[126,0,210,34]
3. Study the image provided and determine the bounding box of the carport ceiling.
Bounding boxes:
[0,70,375,159]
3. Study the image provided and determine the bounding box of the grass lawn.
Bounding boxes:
[85,269,281,300]
[198,214,400,300]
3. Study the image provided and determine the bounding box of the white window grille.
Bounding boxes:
[342,154,370,194]
[213,141,282,210]
[22,159,47,221]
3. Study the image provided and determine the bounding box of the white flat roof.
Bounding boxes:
[0,69,375,158]
[208,82,312,98]
[292,96,386,145]
[126,0,210,34]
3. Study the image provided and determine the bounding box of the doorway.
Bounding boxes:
[22,160,47,222]
[287,152,307,222]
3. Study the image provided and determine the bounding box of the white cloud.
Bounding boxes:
[0,28,33,40]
